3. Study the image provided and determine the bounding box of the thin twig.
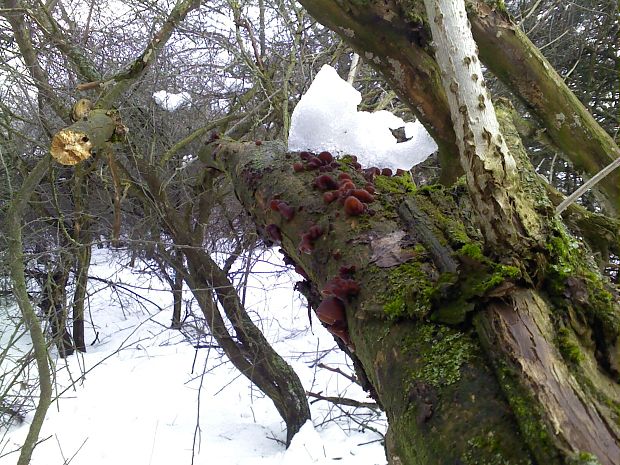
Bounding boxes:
[306,391,379,410]
[317,362,358,385]
[556,156,620,214]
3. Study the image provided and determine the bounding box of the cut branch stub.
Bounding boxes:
[50,110,116,165]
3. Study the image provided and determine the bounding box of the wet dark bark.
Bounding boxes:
[171,264,183,329]
[36,264,74,358]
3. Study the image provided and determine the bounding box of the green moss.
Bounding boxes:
[375,187,523,325]
[374,174,417,195]
[459,242,485,261]
[495,360,559,464]
[471,265,521,295]
[461,432,531,465]
[381,262,434,320]
[401,0,428,25]
[567,452,603,465]
[544,225,620,370]
[408,324,475,388]
[557,327,584,364]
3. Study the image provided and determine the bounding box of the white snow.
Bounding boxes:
[1,249,386,465]
[288,65,437,170]
[153,90,192,111]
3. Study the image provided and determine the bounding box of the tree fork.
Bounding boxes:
[296,0,620,215]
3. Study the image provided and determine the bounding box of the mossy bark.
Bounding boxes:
[210,139,620,465]
[297,0,620,215]
[6,155,54,465]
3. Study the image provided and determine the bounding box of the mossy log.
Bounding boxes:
[208,139,620,465]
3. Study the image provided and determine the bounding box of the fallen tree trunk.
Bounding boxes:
[206,135,620,464]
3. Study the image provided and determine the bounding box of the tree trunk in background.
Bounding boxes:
[208,137,620,464]
[71,163,93,352]
[72,242,90,352]
[113,158,311,446]
[171,251,183,329]
[38,260,74,358]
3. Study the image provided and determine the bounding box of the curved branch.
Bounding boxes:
[469,0,620,215]
[6,155,53,465]
[97,0,201,108]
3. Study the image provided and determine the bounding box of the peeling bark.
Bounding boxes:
[477,290,620,465]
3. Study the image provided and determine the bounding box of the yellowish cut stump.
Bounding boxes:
[51,129,93,165]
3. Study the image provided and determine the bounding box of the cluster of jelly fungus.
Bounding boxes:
[294,150,340,173]
[326,325,353,348]
[322,265,360,301]
[363,166,407,183]
[344,196,365,216]
[313,174,339,191]
[279,247,308,279]
[298,224,324,254]
[322,276,361,300]
[318,151,333,164]
[265,223,282,243]
[320,170,376,216]
[316,296,354,349]
[254,140,262,146]
[270,198,295,221]
[316,296,345,325]
[316,265,360,350]
[294,264,308,279]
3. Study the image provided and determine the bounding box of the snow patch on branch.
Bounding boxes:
[288,65,437,170]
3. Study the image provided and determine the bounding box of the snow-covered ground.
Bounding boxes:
[0,249,386,465]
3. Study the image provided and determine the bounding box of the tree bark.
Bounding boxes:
[207,137,620,464]
[171,256,183,329]
[297,0,620,215]
[6,155,54,465]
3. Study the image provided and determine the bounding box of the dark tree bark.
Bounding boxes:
[71,163,94,353]
[171,258,183,329]
[38,266,74,358]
